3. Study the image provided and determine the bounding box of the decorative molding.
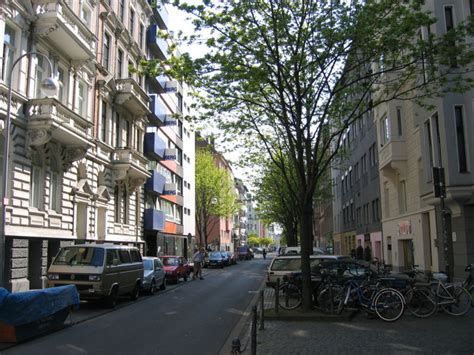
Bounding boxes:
[62,147,88,171]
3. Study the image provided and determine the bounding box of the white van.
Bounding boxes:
[266,254,351,287]
[47,244,143,307]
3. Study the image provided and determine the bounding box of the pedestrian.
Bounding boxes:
[192,247,205,280]
[262,248,267,259]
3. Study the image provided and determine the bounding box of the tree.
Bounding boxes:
[255,153,299,247]
[195,148,240,249]
[247,234,260,246]
[151,0,474,310]
[260,237,273,247]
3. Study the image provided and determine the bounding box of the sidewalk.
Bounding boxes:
[233,288,474,355]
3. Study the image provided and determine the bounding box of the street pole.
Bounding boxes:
[1,52,57,288]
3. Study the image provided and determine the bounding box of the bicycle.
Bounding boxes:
[461,264,473,306]
[405,272,471,317]
[336,276,405,322]
[277,274,302,310]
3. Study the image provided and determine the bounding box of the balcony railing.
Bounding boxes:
[145,170,166,195]
[34,1,96,61]
[111,148,150,182]
[144,209,165,231]
[144,132,166,161]
[148,0,169,29]
[147,24,168,60]
[26,98,93,149]
[115,79,150,116]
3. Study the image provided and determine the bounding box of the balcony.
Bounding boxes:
[145,170,166,195]
[149,94,169,126]
[379,138,408,176]
[148,0,169,29]
[144,132,166,161]
[147,24,168,60]
[26,98,93,150]
[34,1,96,61]
[144,209,165,231]
[111,148,150,184]
[115,79,150,116]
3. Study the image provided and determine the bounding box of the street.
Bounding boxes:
[3,257,270,355]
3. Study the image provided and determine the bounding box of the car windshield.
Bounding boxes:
[210,252,222,257]
[143,259,153,270]
[162,257,178,266]
[53,247,104,267]
[271,258,301,271]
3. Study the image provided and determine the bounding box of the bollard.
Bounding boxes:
[275,278,280,314]
[231,338,241,354]
[259,289,264,330]
[251,305,257,355]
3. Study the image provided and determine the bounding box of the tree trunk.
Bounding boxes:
[299,199,314,310]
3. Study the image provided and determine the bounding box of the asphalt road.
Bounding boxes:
[4,256,271,355]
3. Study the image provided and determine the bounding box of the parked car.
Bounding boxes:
[236,246,253,260]
[225,252,237,265]
[141,257,166,295]
[208,251,225,268]
[161,256,191,283]
[282,246,325,255]
[266,254,351,287]
[47,244,143,308]
[220,252,232,266]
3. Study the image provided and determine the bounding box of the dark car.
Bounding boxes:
[236,246,253,260]
[208,252,225,268]
[161,256,191,283]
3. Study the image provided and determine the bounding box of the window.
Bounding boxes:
[396,107,403,136]
[471,0,474,16]
[101,101,107,142]
[381,115,390,145]
[35,55,46,98]
[103,32,110,70]
[2,24,16,82]
[80,3,91,26]
[115,113,120,147]
[119,0,125,21]
[77,81,87,117]
[398,180,407,214]
[49,157,61,212]
[354,163,359,180]
[122,187,128,224]
[177,93,183,112]
[114,186,120,222]
[125,120,131,147]
[57,67,66,104]
[361,154,367,174]
[128,61,133,79]
[139,24,145,49]
[424,119,434,179]
[119,250,131,263]
[30,163,42,209]
[444,6,457,67]
[454,106,467,173]
[129,9,135,37]
[117,49,123,78]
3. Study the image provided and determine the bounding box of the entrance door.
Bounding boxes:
[28,240,43,289]
[402,239,414,270]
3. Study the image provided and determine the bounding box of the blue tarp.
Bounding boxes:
[0,285,80,326]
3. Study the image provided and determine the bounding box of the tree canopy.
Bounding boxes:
[195,147,240,248]
[150,0,474,309]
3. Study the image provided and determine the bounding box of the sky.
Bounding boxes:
[167,2,257,189]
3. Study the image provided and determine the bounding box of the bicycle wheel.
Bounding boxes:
[278,283,302,310]
[373,288,405,322]
[440,286,472,316]
[317,285,343,314]
[405,287,437,318]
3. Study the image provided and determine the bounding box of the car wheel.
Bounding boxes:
[105,287,119,308]
[149,279,156,295]
[130,282,140,301]
[160,278,167,290]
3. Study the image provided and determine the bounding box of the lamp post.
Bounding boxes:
[1,52,57,288]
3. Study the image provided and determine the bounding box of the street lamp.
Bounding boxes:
[1,52,58,288]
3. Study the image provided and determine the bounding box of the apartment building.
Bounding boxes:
[331,111,383,259]
[234,178,248,246]
[143,3,195,259]
[0,0,195,291]
[375,1,474,277]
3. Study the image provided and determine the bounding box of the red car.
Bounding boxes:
[161,256,191,283]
